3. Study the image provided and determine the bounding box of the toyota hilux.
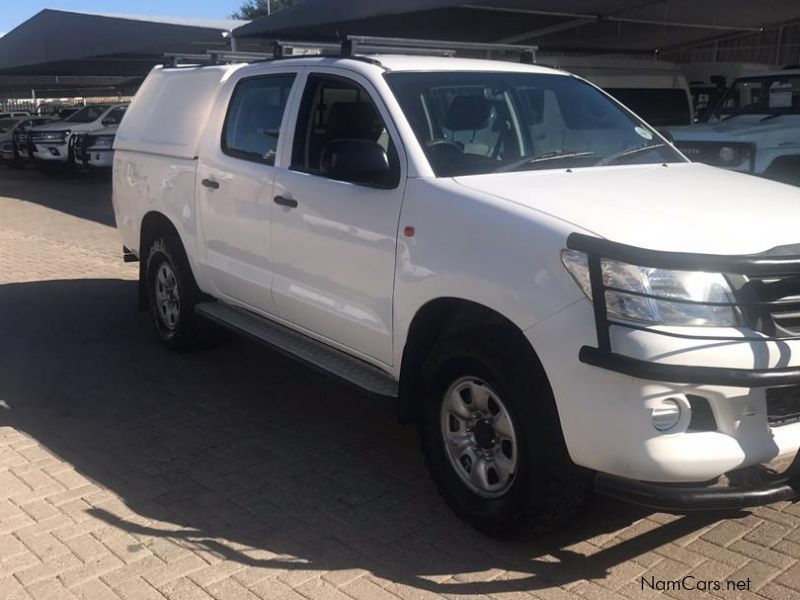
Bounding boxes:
[112,39,800,537]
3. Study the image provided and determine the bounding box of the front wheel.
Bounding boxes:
[418,327,590,538]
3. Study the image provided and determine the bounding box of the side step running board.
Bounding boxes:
[195,302,398,397]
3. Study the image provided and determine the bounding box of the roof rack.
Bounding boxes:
[343,36,537,64]
[163,35,538,68]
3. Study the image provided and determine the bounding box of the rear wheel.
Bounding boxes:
[144,235,211,351]
[418,327,590,538]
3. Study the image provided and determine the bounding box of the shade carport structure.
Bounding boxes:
[233,0,800,60]
[0,10,261,98]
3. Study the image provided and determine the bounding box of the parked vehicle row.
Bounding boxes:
[0,103,127,174]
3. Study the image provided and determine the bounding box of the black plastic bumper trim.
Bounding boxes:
[580,346,800,388]
[122,246,139,263]
[595,472,800,511]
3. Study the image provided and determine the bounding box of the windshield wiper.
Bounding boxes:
[721,109,751,122]
[494,150,594,173]
[596,143,665,167]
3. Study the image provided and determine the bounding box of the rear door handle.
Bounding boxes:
[274,195,298,208]
[201,178,220,190]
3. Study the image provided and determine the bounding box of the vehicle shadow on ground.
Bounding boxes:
[0,278,730,594]
[0,166,114,227]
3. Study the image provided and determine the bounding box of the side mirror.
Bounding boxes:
[320,139,395,188]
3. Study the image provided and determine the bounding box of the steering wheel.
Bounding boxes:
[425,139,463,153]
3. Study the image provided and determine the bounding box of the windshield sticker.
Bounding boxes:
[769,83,793,109]
[635,126,654,140]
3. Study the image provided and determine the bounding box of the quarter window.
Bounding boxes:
[223,74,296,165]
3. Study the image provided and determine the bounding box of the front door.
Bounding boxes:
[197,71,298,313]
[271,71,406,365]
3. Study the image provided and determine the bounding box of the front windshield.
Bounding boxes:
[385,71,683,177]
[713,75,800,120]
[64,105,111,124]
[0,119,15,134]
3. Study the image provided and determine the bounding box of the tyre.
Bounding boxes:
[144,235,210,351]
[418,327,590,538]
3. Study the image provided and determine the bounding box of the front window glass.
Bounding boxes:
[713,75,800,120]
[385,71,683,177]
[64,105,111,124]
[290,74,400,185]
[103,107,127,126]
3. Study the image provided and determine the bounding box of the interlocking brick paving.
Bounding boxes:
[1,166,799,599]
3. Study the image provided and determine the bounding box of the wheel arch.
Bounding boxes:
[137,211,194,310]
[397,297,549,424]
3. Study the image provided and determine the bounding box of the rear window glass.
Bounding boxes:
[222,74,296,165]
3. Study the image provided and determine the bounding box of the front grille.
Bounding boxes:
[767,386,800,426]
[735,274,800,336]
[675,141,755,171]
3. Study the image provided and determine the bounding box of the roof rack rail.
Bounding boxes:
[343,35,537,64]
[162,36,538,68]
[163,51,275,67]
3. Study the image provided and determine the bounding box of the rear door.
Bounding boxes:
[197,70,300,313]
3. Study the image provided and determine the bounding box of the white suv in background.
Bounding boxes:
[668,70,800,185]
[113,42,800,537]
[29,104,127,173]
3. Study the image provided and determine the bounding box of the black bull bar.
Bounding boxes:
[566,232,800,510]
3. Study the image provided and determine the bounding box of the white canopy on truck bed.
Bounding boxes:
[114,64,240,160]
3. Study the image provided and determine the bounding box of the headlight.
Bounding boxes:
[718,146,737,163]
[89,135,115,149]
[33,130,70,143]
[561,249,739,327]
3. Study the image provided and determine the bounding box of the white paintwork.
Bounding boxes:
[668,70,800,178]
[0,116,58,161]
[73,125,118,169]
[113,54,800,486]
[30,104,127,163]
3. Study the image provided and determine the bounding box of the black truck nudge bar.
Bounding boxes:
[566,232,800,387]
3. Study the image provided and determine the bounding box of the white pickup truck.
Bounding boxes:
[113,41,800,537]
[30,103,127,173]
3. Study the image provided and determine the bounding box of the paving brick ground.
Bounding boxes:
[1,166,799,600]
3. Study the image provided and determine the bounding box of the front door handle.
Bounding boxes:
[201,178,220,190]
[274,195,298,208]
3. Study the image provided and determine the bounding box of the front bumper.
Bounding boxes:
[32,142,69,162]
[528,233,800,486]
[595,458,800,511]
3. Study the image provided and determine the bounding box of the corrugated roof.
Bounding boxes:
[0,9,253,78]
[234,0,800,55]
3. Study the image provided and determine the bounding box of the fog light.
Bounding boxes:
[652,398,682,431]
[719,146,737,163]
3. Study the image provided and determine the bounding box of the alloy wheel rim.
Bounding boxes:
[440,377,518,498]
[154,263,180,331]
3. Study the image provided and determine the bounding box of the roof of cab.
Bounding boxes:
[228,53,566,77]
